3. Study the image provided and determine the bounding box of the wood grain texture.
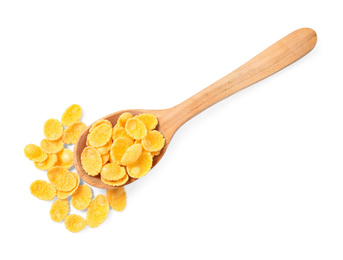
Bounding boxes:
[74,28,317,189]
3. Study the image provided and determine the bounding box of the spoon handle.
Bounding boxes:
[161,28,317,135]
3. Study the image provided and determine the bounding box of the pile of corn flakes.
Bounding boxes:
[25,105,127,233]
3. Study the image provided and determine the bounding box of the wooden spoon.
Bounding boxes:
[74,28,317,189]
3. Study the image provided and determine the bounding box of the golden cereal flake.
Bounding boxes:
[61,104,82,127]
[56,171,80,199]
[55,148,73,169]
[136,113,158,131]
[34,153,58,171]
[110,137,134,164]
[62,121,87,144]
[101,173,129,187]
[101,153,110,165]
[65,214,86,233]
[88,124,112,147]
[141,130,165,152]
[127,151,153,178]
[112,124,133,141]
[71,185,92,210]
[40,139,64,154]
[81,147,102,176]
[89,119,112,133]
[86,194,109,228]
[47,166,77,191]
[117,112,133,126]
[96,139,112,155]
[106,187,127,212]
[30,180,56,201]
[101,163,126,181]
[24,144,48,162]
[151,150,161,157]
[125,118,147,140]
[121,143,142,166]
[44,119,63,141]
[49,199,69,222]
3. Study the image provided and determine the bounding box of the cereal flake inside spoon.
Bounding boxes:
[74,28,317,189]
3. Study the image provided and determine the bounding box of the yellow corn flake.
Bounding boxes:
[106,187,127,212]
[86,194,109,228]
[81,147,102,176]
[62,121,87,144]
[110,137,134,164]
[101,153,110,165]
[101,173,129,187]
[64,214,86,233]
[49,199,69,222]
[121,143,143,166]
[56,171,80,199]
[151,150,161,157]
[101,163,126,181]
[87,124,112,148]
[34,153,58,171]
[127,151,153,178]
[71,185,92,210]
[47,166,77,191]
[141,130,165,152]
[117,112,133,127]
[40,139,64,154]
[61,104,82,127]
[96,139,112,155]
[24,144,48,162]
[112,124,133,141]
[125,118,147,140]
[89,119,112,133]
[30,180,56,201]
[55,148,73,169]
[135,113,158,131]
[44,119,64,141]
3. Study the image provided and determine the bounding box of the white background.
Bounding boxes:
[0,0,342,259]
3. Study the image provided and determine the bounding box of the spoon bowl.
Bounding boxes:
[74,28,317,189]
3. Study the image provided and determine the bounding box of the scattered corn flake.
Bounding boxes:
[61,104,82,127]
[117,112,133,127]
[106,187,127,212]
[88,124,112,148]
[125,118,147,140]
[55,148,74,169]
[47,166,77,191]
[24,144,48,162]
[65,214,86,233]
[101,153,110,165]
[62,121,87,144]
[101,173,129,187]
[34,153,58,170]
[44,119,64,141]
[30,180,56,201]
[57,171,80,199]
[71,185,92,210]
[96,139,112,155]
[121,143,143,166]
[135,113,158,131]
[86,194,109,228]
[89,119,112,133]
[127,151,153,178]
[101,163,126,181]
[142,130,165,152]
[81,147,102,176]
[112,124,133,141]
[49,199,69,222]
[40,139,64,154]
[110,137,134,164]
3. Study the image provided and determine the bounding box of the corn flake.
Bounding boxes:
[44,119,63,141]
[24,144,48,162]
[96,139,112,155]
[86,194,109,228]
[125,118,147,140]
[49,199,69,222]
[142,130,165,152]
[40,139,64,154]
[110,137,134,164]
[121,143,142,166]
[71,185,92,210]
[62,121,87,144]
[112,124,133,141]
[106,187,127,212]
[47,166,77,191]
[117,112,133,126]
[88,124,112,148]
[127,151,153,178]
[55,148,74,169]
[56,171,80,199]
[101,163,126,181]
[30,180,56,201]
[89,119,112,133]
[81,147,102,176]
[136,113,158,131]
[34,153,58,171]
[61,104,82,127]
[101,173,129,187]
[64,214,86,233]
[101,153,110,165]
